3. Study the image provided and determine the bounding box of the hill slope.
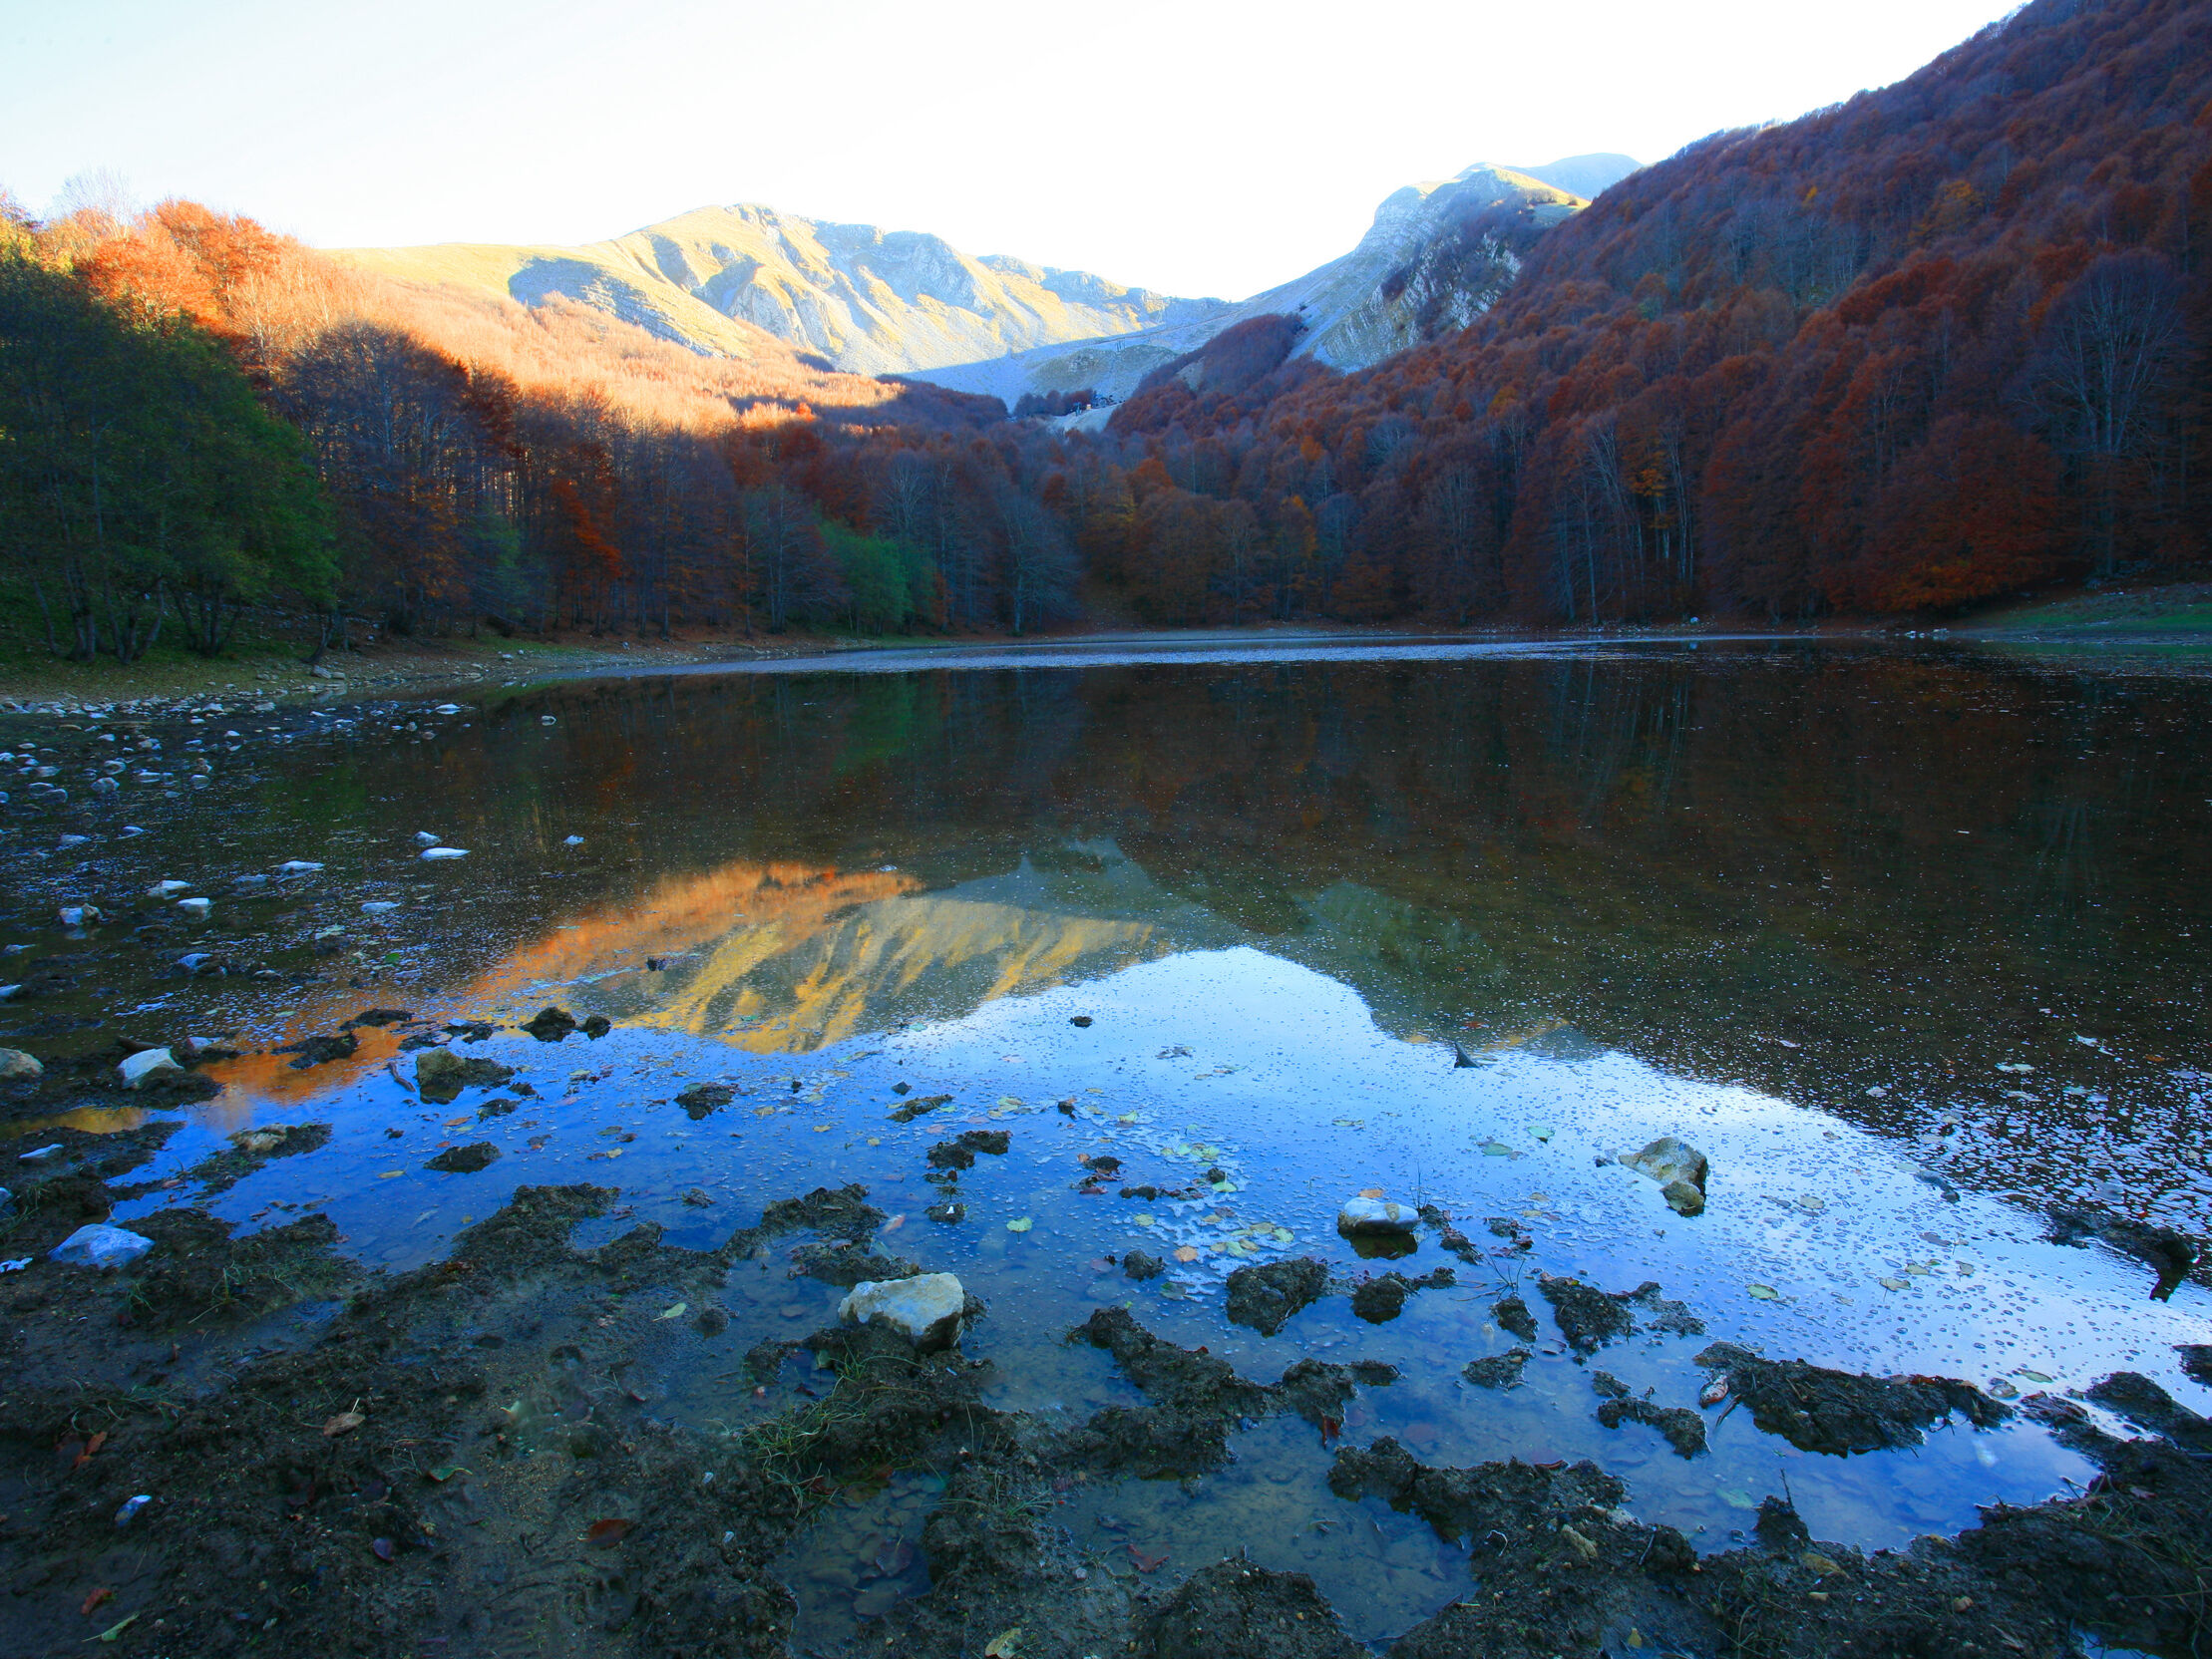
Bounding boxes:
[915,163,1596,407]
[335,203,1227,377]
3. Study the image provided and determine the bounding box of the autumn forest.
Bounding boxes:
[4,0,2210,661]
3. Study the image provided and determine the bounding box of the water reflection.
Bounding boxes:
[6,640,2210,1626]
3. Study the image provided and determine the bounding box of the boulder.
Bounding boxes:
[51,1223,154,1269]
[838,1271,966,1350]
[0,1048,43,1081]
[1335,1195,1417,1238]
[119,1047,184,1089]
[1624,1136,1708,1216]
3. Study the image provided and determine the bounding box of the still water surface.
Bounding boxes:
[9,638,2210,1647]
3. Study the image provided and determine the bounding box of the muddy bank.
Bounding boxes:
[1,1124,2207,1659]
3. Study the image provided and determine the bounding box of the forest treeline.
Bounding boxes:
[3,0,2209,660]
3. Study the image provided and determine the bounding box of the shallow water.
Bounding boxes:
[5,638,2210,1644]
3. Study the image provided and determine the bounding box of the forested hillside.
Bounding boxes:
[1076,0,2212,622]
[5,0,2208,658]
[0,199,1079,659]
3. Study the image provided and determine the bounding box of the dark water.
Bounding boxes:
[6,638,2210,1648]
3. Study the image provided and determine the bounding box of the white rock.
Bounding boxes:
[362,900,399,913]
[420,846,469,859]
[18,1145,62,1161]
[177,897,211,919]
[414,831,439,844]
[276,860,323,874]
[1336,1195,1418,1237]
[148,879,189,896]
[58,904,101,927]
[432,704,464,715]
[563,834,584,845]
[51,1223,154,1269]
[0,1048,43,1080]
[119,1047,184,1089]
[838,1272,966,1348]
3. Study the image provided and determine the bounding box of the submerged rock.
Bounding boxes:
[838,1271,966,1349]
[923,1200,965,1224]
[278,1031,357,1070]
[925,1129,1008,1169]
[675,1082,735,1119]
[2046,1202,2202,1300]
[415,1048,515,1105]
[521,1006,578,1042]
[426,1143,500,1173]
[1624,1136,1709,1215]
[1693,1341,2010,1455]
[887,1092,952,1123]
[2084,1372,2212,1453]
[1225,1256,1328,1335]
[791,1241,919,1287]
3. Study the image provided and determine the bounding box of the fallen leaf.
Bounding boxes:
[73,1430,108,1469]
[1132,1213,1155,1227]
[1717,1488,1757,1509]
[426,1465,466,1483]
[95,1613,139,1643]
[1173,1246,1201,1263]
[1747,1284,1780,1300]
[1358,1186,1384,1199]
[2018,1368,2053,1384]
[376,1169,404,1179]
[587,1517,632,1546]
[1128,1543,1169,1572]
[322,1411,366,1437]
[1006,1217,1033,1233]
[371,1537,395,1561]
[1878,1276,1909,1292]
[1801,1551,1846,1577]
[983,1629,1022,1658]
[81,1587,114,1617]
[656,1301,688,1320]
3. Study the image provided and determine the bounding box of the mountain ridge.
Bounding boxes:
[333,202,1229,378]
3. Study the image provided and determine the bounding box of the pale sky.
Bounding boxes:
[5,0,2021,301]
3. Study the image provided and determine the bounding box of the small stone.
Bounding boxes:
[1624,1137,1709,1216]
[426,1143,500,1173]
[119,1047,184,1089]
[1122,1250,1165,1281]
[838,1272,966,1349]
[51,1223,155,1269]
[1336,1195,1417,1238]
[0,1048,43,1081]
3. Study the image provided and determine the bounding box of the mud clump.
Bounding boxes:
[1463,1348,1530,1389]
[1694,1341,2010,1455]
[1225,1255,1327,1335]
[1350,1264,1454,1323]
[1492,1292,1539,1340]
[2046,1201,2205,1299]
[425,1142,500,1173]
[1140,1559,1365,1659]
[925,1129,1008,1169]
[790,1240,920,1287]
[1122,1249,1164,1281]
[1592,1371,1707,1457]
[277,1029,358,1069]
[1539,1273,1703,1353]
[888,1092,952,1123]
[2084,1372,2212,1452]
[184,1121,331,1194]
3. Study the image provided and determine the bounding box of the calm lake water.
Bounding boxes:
[7,637,2210,1648]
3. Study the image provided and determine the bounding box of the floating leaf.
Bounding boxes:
[2018,1368,2053,1384]
[983,1629,1022,1658]
[1747,1284,1781,1300]
[1132,1214,1155,1227]
[1358,1186,1384,1199]
[656,1301,688,1320]
[322,1411,366,1437]
[1878,1276,1909,1291]
[376,1169,404,1180]
[1173,1246,1201,1263]
[586,1517,633,1547]
[1006,1217,1033,1233]
[1717,1488,1757,1510]
[1128,1543,1169,1572]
